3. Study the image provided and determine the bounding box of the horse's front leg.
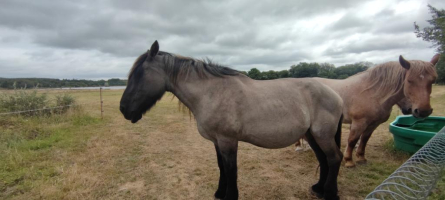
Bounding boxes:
[344,119,367,168]
[356,124,379,164]
[216,137,239,200]
[214,144,227,199]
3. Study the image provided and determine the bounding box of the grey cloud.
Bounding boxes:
[324,34,429,56]
[0,0,368,57]
[0,0,441,79]
[328,14,371,31]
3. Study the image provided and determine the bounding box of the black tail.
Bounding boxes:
[335,114,343,148]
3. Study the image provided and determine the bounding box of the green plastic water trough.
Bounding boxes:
[389,115,445,153]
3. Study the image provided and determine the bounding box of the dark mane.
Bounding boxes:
[128,51,241,83]
[161,52,240,83]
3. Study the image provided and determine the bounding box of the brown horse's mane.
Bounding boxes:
[128,51,241,83]
[357,60,437,103]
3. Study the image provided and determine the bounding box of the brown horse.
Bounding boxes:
[120,41,344,200]
[295,98,413,152]
[313,55,439,168]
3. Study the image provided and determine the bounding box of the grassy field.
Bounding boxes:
[1,86,445,200]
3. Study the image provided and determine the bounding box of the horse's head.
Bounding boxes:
[399,54,439,118]
[120,40,167,123]
[396,97,412,115]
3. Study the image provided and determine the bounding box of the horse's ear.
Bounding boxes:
[147,40,159,58]
[430,54,440,66]
[399,55,410,70]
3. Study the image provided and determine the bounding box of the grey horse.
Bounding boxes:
[120,41,344,200]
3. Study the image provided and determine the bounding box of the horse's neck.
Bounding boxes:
[357,71,405,109]
[381,87,405,109]
[166,71,213,113]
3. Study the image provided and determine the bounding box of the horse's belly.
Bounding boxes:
[241,126,308,149]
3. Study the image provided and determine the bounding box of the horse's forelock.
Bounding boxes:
[406,60,438,80]
[128,53,148,79]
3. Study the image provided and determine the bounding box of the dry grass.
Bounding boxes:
[1,86,445,200]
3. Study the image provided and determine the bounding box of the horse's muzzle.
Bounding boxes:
[120,105,129,118]
[120,105,142,123]
[401,108,412,115]
[413,108,433,118]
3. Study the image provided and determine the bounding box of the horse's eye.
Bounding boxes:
[407,80,413,84]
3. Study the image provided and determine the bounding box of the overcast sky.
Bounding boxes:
[0,0,444,79]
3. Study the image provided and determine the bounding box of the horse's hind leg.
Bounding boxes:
[311,136,342,200]
[216,137,239,200]
[305,131,328,198]
[310,116,343,200]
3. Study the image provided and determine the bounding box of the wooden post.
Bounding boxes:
[100,87,104,119]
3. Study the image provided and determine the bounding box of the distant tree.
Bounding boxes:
[318,63,337,78]
[289,62,320,78]
[337,74,349,79]
[107,78,126,86]
[436,55,445,84]
[0,80,9,89]
[278,70,289,78]
[261,70,278,80]
[414,5,445,53]
[0,78,127,89]
[356,61,375,68]
[247,68,261,80]
[334,63,369,79]
[414,5,445,84]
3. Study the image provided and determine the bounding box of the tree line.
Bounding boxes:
[243,62,372,80]
[0,78,127,89]
[0,62,371,89]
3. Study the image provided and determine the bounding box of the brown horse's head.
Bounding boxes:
[399,54,439,118]
[120,40,167,123]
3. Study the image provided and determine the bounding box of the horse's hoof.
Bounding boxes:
[324,195,340,200]
[214,191,225,200]
[344,161,356,168]
[214,189,225,200]
[309,185,323,199]
[356,158,367,165]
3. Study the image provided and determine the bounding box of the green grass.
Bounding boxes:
[0,108,102,198]
[430,172,445,200]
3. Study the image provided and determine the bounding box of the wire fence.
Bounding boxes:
[365,127,445,200]
[0,104,80,116]
[0,88,105,117]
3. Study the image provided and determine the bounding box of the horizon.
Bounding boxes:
[0,77,128,81]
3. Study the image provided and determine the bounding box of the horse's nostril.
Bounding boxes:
[120,105,125,113]
[414,109,419,114]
